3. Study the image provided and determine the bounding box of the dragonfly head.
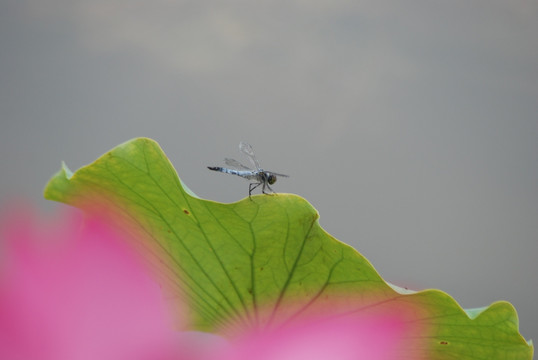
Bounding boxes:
[267,174,277,185]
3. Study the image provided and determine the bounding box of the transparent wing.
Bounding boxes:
[267,171,289,177]
[239,141,261,170]
[224,158,252,171]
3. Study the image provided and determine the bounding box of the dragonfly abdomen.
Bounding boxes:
[208,166,234,174]
[207,167,257,180]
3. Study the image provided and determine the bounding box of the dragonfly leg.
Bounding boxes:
[262,182,275,195]
[249,182,262,198]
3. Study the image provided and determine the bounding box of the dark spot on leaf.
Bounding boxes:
[167,229,171,233]
[440,341,449,345]
[247,288,252,294]
[260,267,264,271]
[183,209,190,214]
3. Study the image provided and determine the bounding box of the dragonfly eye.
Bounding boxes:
[267,174,277,185]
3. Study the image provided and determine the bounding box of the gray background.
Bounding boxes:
[1,0,536,343]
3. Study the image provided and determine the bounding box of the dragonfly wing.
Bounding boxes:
[267,171,289,177]
[239,142,261,170]
[224,158,252,170]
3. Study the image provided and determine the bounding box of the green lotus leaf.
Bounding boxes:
[44,137,533,359]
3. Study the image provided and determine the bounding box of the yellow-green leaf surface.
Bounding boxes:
[44,138,533,359]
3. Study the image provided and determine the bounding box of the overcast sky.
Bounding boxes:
[1,0,537,341]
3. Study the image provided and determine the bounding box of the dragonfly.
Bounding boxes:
[208,142,289,197]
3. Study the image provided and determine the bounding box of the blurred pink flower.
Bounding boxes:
[0,207,182,360]
[0,206,420,360]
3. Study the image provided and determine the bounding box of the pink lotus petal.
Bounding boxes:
[215,313,412,360]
